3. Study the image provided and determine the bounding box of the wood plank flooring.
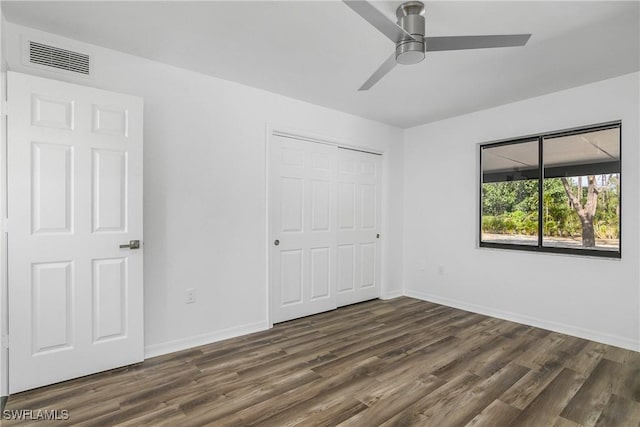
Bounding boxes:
[4,297,640,426]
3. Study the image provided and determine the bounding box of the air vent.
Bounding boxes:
[29,41,90,75]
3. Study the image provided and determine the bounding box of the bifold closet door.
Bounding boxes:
[336,149,382,307]
[269,135,338,323]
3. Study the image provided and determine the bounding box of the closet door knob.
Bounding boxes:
[119,240,141,249]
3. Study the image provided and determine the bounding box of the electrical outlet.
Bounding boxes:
[186,288,196,304]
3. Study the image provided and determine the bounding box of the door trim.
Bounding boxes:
[270,125,384,155]
[265,123,386,327]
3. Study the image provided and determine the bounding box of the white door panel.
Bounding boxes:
[337,244,355,293]
[338,182,356,230]
[310,247,330,299]
[270,136,337,323]
[8,72,143,393]
[336,149,382,306]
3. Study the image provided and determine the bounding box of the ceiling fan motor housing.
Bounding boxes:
[395,1,426,65]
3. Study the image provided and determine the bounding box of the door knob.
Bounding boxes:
[119,240,141,249]
[274,240,280,246]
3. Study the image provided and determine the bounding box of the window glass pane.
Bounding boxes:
[542,127,620,251]
[481,140,539,246]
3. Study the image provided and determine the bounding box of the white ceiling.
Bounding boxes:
[2,1,639,128]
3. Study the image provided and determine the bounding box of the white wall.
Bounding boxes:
[0,9,8,399]
[3,22,404,357]
[404,72,640,350]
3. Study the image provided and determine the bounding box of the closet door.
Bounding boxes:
[269,135,338,323]
[336,149,382,307]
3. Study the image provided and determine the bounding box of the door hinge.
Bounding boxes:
[1,334,8,349]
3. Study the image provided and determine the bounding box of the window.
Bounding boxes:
[480,122,621,258]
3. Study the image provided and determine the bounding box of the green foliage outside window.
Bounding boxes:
[482,174,619,240]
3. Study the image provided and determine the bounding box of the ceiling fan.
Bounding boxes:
[344,1,532,90]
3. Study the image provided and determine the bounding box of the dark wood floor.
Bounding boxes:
[5,297,640,426]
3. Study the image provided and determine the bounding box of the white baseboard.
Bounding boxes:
[144,320,270,359]
[404,289,639,352]
[380,290,403,300]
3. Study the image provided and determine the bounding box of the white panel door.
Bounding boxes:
[7,72,143,393]
[337,148,382,306]
[270,135,337,323]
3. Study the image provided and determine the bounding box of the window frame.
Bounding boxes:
[479,121,622,259]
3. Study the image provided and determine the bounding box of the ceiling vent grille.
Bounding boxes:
[28,41,90,75]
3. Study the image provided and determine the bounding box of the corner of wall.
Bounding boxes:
[0,6,8,399]
[383,132,405,299]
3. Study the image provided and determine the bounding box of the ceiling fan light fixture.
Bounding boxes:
[395,40,425,65]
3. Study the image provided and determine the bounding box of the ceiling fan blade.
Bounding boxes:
[425,34,531,52]
[358,52,397,91]
[343,1,415,43]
